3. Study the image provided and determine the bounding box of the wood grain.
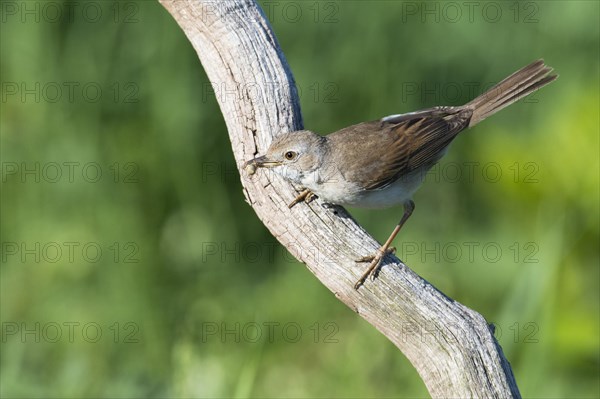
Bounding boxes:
[158,1,521,397]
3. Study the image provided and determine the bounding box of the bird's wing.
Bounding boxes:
[331,107,473,191]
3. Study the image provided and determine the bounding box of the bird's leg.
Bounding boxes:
[354,200,415,289]
[288,188,316,209]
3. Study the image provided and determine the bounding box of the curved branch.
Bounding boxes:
[158,1,521,397]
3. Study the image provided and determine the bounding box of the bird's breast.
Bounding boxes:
[307,168,427,208]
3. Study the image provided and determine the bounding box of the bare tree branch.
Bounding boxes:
[158,0,521,397]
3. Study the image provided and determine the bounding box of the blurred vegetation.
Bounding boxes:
[1,0,598,398]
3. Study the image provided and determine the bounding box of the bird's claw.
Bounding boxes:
[288,189,316,208]
[354,247,396,289]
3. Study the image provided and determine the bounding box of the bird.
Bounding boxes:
[244,59,557,289]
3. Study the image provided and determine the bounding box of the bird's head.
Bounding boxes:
[244,130,327,185]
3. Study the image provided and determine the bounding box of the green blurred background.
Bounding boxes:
[1,0,598,397]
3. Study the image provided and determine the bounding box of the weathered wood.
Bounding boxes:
[158,0,521,397]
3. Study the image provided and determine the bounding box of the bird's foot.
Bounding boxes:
[354,247,396,289]
[288,189,316,208]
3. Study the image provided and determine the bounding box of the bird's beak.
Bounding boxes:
[243,155,281,175]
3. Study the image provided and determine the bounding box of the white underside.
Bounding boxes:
[299,168,426,209]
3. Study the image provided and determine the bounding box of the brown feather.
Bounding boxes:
[325,60,557,192]
[327,106,473,191]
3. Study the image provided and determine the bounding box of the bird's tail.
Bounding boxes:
[466,59,557,127]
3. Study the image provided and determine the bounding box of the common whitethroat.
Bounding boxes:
[244,60,557,289]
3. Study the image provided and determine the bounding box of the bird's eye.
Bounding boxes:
[284,151,297,160]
